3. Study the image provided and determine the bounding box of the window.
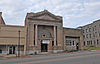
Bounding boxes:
[34,40,35,45]
[72,41,75,45]
[93,27,94,31]
[70,41,71,46]
[99,33,100,37]
[84,41,85,46]
[86,29,88,33]
[95,32,97,37]
[43,34,46,37]
[88,41,90,45]
[95,26,96,30]
[90,40,92,45]
[97,39,99,45]
[83,35,85,38]
[52,41,54,46]
[87,41,89,45]
[89,34,91,38]
[0,49,2,53]
[66,40,75,46]
[93,33,95,37]
[94,40,96,45]
[89,28,91,32]
[86,34,88,38]
[66,40,70,46]
[87,41,91,45]
[83,30,84,33]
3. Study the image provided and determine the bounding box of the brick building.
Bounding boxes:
[0,10,83,55]
[80,20,100,47]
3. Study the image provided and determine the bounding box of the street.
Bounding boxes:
[0,51,100,64]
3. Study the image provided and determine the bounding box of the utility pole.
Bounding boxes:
[18,30,21,57]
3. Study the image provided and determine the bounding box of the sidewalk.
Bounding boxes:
[0,54,6,60]
[0,50,100,59]
[0,52,75,59]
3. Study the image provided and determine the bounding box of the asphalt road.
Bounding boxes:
[0,51,100,64]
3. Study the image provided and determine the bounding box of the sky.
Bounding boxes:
[0,0,100,28]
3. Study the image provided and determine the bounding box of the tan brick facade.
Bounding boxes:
[0,10,83,55]
[0,25,26,55]
[63,28,83,51]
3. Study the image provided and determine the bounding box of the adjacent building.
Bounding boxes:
[80,20,100,47]
[0,10,83,55]
[63,28,83,51]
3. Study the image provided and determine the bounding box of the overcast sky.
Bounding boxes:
[0,0,100,28]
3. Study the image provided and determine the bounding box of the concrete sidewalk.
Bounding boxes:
[0,56,6,60]
[0,50,100,60]
[0,52,75,59]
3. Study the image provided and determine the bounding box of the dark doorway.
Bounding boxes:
[76,43,79,51]
[41,43,48,52]
[9,46,15,54]
[0,49,2,53]
[13,46,15,54]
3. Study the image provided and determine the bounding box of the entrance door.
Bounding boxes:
[76,43,79,51]
[41,43,48,52]
[9,46,15,54]
[0,49,2,53]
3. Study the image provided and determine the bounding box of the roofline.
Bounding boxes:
[26,10,62,19]
[0,12,5,24]
[1,16,5,24]
[80,19,100,27]
[63,27,81,30]
[3,25,25,28]
[25,10,62,25]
